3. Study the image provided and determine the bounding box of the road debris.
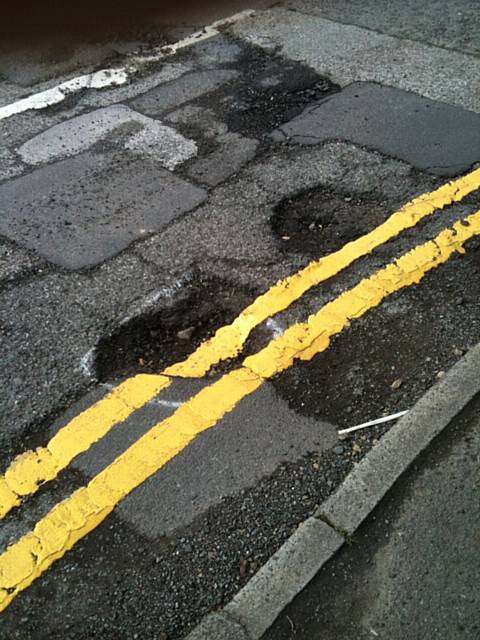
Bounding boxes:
[338,410,408,437]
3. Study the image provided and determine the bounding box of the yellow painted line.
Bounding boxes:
[0,375,170,520]
[2,169,478,521]
[165,168,480,377]
[2,209,480,612]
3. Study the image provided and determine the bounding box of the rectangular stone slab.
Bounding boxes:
[272,82,480,176]
[0,152,206,269]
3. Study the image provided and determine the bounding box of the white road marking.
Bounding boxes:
[100,383,183,410]
[0,10,254,122]
[129,9,255,66]
[266,318,285,338]
[0,70,128,121]
[78,347,97,380]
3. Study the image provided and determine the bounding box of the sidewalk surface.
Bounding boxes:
[265,394,480,640]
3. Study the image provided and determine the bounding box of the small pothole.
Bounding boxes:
[94,277,253,382]
[271,185,393,258]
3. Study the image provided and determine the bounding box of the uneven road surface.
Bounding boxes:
[0,1,479,638]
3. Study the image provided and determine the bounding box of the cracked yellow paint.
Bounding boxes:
[0,368,262,611]
[244,213,479,377]
[2,209,480,612]
[165,167,480,377]
[0,374,170,519]
[3,169,478,522]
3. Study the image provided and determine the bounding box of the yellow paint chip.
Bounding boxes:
[0,479,21,519]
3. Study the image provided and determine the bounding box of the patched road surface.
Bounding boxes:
[0,1,479,638]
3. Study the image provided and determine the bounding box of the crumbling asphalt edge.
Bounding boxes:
[185,341,480,640]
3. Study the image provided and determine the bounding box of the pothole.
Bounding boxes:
[271,185,394,258]
[94,277,253,381]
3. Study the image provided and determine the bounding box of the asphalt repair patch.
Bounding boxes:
[272,82,480,176]
[195,39,340,139]
[0,429,376,640]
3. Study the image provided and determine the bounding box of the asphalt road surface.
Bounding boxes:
[0,1,479,638]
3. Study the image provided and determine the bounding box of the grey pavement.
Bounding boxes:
[286,0,480,56]
[233,8,480,112]
[264,392,480,640]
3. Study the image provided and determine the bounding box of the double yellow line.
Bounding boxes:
[1,168,480,611]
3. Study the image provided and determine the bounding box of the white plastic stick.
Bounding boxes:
[338,410,408,436]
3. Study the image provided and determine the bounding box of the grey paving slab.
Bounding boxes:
[166,104,229,139]
[131,69,239,117]
[18,104,197,169]
[287,0,480,56]
[187,133,259,186]
[233,9,480,112]
[2,104,88,150]
[272,82,480,176]
[77,63,190,109]
[0,151,206,269]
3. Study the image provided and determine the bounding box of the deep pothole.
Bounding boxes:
[94,277,253,381]
[271,185,395,258]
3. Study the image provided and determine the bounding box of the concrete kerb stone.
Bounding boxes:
[185,518,344,640]
[224,518,344,639]
[186,612,249,640]
[185,343,480,640]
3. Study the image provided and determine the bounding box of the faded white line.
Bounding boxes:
[0,70,128,121]
[266,318,285,338]
[154,399,184,409]
[100,383,183,410]
[77,347,97,380]
[0,10,254,121]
